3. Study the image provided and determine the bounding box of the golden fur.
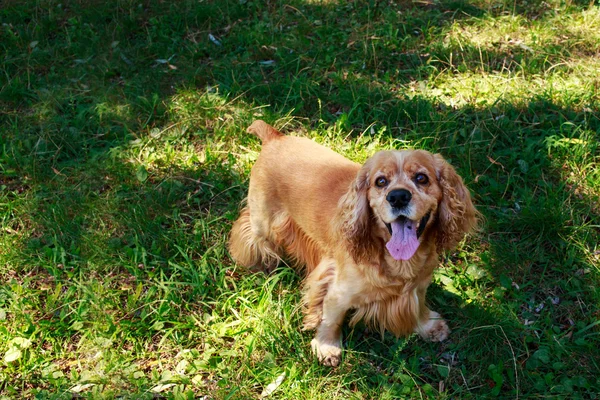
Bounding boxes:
[229,120,478,366]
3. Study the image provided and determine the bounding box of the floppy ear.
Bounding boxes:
[434,154,478,251]
[337,162,378,263]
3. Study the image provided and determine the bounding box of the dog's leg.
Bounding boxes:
[310,281,351,367]
[303,258,335,330]
[413,285,449,342]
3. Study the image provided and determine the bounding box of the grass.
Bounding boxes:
[0,0,599,398]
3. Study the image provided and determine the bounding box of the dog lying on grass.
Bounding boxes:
[229,120,477,366]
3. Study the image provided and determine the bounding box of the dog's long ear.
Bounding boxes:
[434,154,478,251]
[337,161,378,263]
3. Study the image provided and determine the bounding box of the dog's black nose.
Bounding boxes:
[386,189,412,208]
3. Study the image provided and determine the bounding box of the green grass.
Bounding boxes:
[1,0,599,398]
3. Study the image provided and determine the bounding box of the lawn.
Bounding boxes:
[0,0,599,398]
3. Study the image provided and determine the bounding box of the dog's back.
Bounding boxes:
[230,121,359,271]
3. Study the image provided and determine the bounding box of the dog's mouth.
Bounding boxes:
[384,212,431,239]
[384,212,431,261]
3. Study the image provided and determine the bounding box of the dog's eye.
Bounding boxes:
[375,177,388,187]
[415,173,429,184]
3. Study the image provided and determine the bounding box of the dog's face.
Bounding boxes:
[366,151,442,260]
[339,150,477,263]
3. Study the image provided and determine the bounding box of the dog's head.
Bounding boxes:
[338,150,477,263]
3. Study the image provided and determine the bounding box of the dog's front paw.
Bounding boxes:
[416,311,450,342]
[311,338,342,367]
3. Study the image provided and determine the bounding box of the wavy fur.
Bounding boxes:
[336,161,379,264]
[229,121,478,366]
[433,154,479,251]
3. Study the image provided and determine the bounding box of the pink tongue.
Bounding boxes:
[386,219,420,260]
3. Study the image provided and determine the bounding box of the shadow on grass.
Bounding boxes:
[1,0,599,397]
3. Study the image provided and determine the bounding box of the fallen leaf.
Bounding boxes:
[11,337,32,348]
[71,383,95,393]
[151,383,176,393]
[4,347,22,363]
[261,372,286,398]
[208,33,222,46]
[487,155,505,170]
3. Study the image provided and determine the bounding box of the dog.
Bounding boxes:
[229,120,478,366]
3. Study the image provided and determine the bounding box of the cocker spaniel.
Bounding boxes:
[229,120,478,366]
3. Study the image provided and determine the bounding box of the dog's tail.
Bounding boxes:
[247,120,283,143]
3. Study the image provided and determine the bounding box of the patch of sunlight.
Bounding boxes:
[586,245,600,277]
[105,86,269,178]
[41,333,195,393]
[168,86,251,125]
[138,132,200,168]
[444,15,548,50]
[30,90,65,124]
[416,56,600,109]
[443,6,600,57]
[95,101,132,122]
[557,5,600,43]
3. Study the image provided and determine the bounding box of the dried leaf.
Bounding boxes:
[151,383,176,393]
[71,383,95,393]
[261,372,286,398]
[208,33,222,46]
[486,155,505,170]
[4,347,22,363]
[11,337,32,348]
[175,359,189,375]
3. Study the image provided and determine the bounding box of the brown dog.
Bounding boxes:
[229,120,477,366]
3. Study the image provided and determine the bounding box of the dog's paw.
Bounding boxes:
[416,311,450,342]
[311,338,342,367]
